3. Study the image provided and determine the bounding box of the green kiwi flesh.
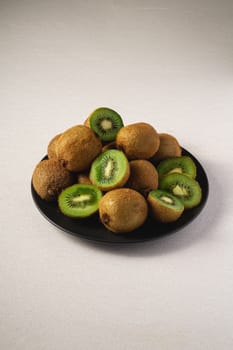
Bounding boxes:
[58,184,102,218]
[89,107,124,142]
[159,173,202,209]
[148,189,184,223]
[157,156,197,179]
[89,149,130,191]
[149,189,184,210]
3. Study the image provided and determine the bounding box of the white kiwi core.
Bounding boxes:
[101,119,112,130]
[104,159,114,178]
[73,194,91,203]
[168,167,182,174]
[172,185,188,196]
[160,196,174,204]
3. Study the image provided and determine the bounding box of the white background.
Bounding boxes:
[1,1,233,349]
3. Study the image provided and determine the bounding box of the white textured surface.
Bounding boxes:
[0,1,233,349]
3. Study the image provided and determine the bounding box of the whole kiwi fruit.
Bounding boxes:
[83,116,90,128]
[56,125,102,172]
[77,172,92,185]
[99,188,148,233]
[32,159,74,201]
[102,141,117,152]
[47,133,62,159]
[126,160,158,196]
[116,122,160,160]
[150,133,182,164]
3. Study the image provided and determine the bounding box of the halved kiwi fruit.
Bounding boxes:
[147,189,184,222]
[89,107,124,142]
[157,156,197,179]
[159,173,202,209]
[58,184,102,218]
[89,149,130,191]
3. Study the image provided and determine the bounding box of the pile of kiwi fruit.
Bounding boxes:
[32,107,203,234]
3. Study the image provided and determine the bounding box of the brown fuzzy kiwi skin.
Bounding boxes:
[147,193,184,223]
[99,188,148,233]
[116,122,160,160]
[84,116,90,128]
[56,125,102,172]
[76,172,92,185]
[150,133,182,164]
[32,159,74,201]
[102,141,117,152]
[126,160,158,196]
[47,133,62,159]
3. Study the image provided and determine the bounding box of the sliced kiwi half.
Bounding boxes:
[89,149,130,191]
[159,173,202,209]
[89,107,124,142]
[157,156,197,179]
[148,189,184,222]
[58,184,102,218]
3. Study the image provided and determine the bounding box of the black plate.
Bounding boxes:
[31,148,209,244]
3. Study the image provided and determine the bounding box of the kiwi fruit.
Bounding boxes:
[159,173,202,209]
[116,122,160,160]
[32,159,74,201]
[150,133,182,164]
[102,141,117,152]
[83,116,90,127]
[77,172,92,185]
[126,160,158,196]
[147,189,184,223]
[58,184,102,218]
[99,188,148,233]
[56,125,102,172]
[90,149,130,191]
[157,156,197,179]
[47,133,62,159]
[88,107,124,142]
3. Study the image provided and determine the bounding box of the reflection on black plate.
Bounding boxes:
[31,148,209,244]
